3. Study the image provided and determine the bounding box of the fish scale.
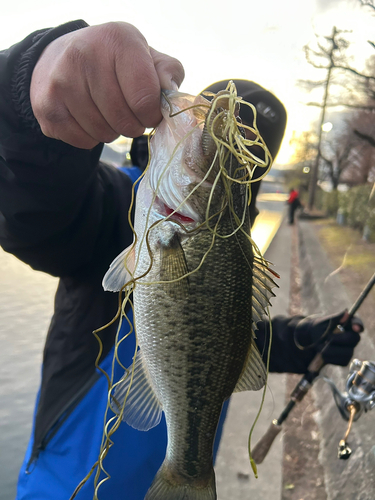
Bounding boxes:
[103,89,273,500]
[133,215,254,495]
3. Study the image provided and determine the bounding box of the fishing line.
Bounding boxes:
[200,82,276,477]
[82,157,147,497]
[323,244,352,284]
[230,199,276,476]
[248,304,274,479]
[87,82,278,498]
[90,102,214,498]
[92,292,138,498]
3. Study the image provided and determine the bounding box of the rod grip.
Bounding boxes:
[307,352,324,374]
[252,420,282,464]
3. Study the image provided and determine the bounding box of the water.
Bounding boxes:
[0,248,57,499]
[0,179,287,498]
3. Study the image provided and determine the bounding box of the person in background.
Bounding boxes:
[0,22,363,500]
[287,187,302,224]
[129,134,149,171]
[119,134,150,186]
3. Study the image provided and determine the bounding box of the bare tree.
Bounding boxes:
[343,108,375,183]
[290,130,318,166]
[320,127,358,189]
[285,131,319,195]
[302,1,375,111]
[300,7,375,204]
[359,0,375,12]
[300,27,346,208]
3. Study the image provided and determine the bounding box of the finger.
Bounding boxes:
[150,47,185,90]
[350,316,364,333]
[32,91,99,149]
[330,330,360,347]
[309,311,344,342]
[83,68,147,139]
[113,24,164,128]
[66,92,121,144]
[334,310,363,334]
[322,346,354,367]
[42,112,100,150]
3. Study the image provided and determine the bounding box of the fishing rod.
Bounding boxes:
[252,271,375,464]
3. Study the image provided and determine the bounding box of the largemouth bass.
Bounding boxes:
[103,86,276,500]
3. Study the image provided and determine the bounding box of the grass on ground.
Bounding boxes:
[311,218,375,338]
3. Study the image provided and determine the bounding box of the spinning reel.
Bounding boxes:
[322,359,375,459]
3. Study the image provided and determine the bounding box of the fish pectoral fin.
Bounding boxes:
[102,243,136,292]
[110,350,163,431]
[233,338,266,392]
[160,233,190,299]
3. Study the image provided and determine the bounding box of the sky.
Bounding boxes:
[1,0,374,165]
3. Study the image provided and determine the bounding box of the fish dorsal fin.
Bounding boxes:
[233,257,279,393]
[102,243,136,292]
[252,257,279,329]
[233,338,266,392]
[160,233,190,299]
[110,350,163,431]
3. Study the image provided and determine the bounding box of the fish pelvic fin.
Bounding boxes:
[233,338,266,392]
[110,350,162,431]
[145,462,216,500]
[102,243,136,292]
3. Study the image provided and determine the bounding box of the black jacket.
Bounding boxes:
[0,21,314,463]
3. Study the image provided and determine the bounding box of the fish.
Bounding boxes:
[102,86,277,500]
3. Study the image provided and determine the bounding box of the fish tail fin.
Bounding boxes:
[145,462,216,500]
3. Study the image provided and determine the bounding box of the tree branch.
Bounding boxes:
[317,42,331,57]
[359,0,375,11]
[334,64,375,81]
[354,129,375,147]
[306,101,375,110]
[304,45,330,69]
[298,78,328,88]
[320,152,333,166]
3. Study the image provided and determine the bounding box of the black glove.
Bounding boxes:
[294,310,363,367]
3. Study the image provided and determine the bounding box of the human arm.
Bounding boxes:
[0,21,184,276]
[256,311,363,373]
[29,22,184,149]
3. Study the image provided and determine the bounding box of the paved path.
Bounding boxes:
[215,215,290,500]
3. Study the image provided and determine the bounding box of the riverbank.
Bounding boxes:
[297,217,375,500]
[311,218,375,340]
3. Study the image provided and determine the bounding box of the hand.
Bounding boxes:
[30,22,185,149]
[295,310,363,367]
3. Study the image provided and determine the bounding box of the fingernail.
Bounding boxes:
[170,79,179,91]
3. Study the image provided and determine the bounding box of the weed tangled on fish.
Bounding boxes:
[75,82,279,500]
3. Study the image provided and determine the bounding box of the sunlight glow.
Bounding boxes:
[1,0,373,166]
